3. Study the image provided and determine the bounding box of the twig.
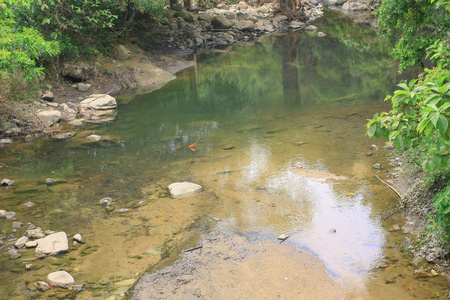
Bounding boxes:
[183,245,202,253]
[0,161,9,168]
[375,175,405,199]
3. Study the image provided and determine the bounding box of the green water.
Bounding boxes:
[0,10,448,299]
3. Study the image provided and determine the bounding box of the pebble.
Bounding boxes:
[329,229,336,233]
[372,163,381,169]
[370,145,379,151]
[0,210,16,219]
[100,197,113,206]
[24,202,35,207]
[73,233,83,244]
[46,178,58,184]
[277,234,289,240]
[118,208,129,213]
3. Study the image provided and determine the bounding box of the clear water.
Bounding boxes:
[0,10,448,299]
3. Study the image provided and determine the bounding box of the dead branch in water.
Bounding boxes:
[183,245,203,253]
[375,175,405,199]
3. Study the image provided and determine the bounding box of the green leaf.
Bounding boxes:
[367,124,377,138]
[437,115,449,136]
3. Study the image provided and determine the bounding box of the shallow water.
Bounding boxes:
[0,10,448,299]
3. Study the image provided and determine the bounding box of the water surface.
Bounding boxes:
[0,10,448,299]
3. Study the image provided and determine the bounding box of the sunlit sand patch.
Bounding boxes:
[291,166,347,180]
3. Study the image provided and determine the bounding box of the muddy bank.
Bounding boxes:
[133,228,348,299]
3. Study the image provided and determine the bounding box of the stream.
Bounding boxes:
[0,10,449,299]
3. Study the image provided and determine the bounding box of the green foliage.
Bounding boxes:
[366,41,450,172]
[0,0,60,101]
[434,185,450,235]
[376,0,450,70]
[12,0,165,55]
[367,40,450,243]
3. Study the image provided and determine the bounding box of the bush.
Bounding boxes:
[0,0,60,102]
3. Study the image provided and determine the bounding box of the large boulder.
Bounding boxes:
[46,271,75,288]
[37,110,62,127]
[80,94,117,110]
[35,232,69,256]
[212,15,233,29]
[168,182,202,198]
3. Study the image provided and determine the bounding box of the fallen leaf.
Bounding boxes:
[346,192,355,197]
[188,143,196,148]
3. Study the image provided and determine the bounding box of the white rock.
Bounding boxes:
[0,210,15,219]
[1,179,14,186]
[168,182,202,198]
[80,94,117,110]
[35,281,50,291]
[46,271,75,288]
[0,138,13,145]
[35,232,69,255]
[86,134,102,142]
[25,241,38,248]
[15,236,29,248]
[278,234,289,240]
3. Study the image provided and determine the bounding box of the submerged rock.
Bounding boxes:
[1,179,14,186]
[86,134,102,142]
[100,197,113,206]
[168,182,202,198]
[46,271,75,288]
[52,132,77,140]
[26,227,46,240]
[35,232,69,256]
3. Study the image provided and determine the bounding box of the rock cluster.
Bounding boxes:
[140,1,324,51]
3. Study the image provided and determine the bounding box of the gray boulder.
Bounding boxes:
[37,110,62,127]
[234,20,255,32]
[35,232,69,256]
[212,15,233,29]
[0,210,16,219]
[61,63,93,81]
[46,271,75,288]
[168,182,202,198]
[289,21,306,29]
[112,44,132,60]
[77,83,92,92]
